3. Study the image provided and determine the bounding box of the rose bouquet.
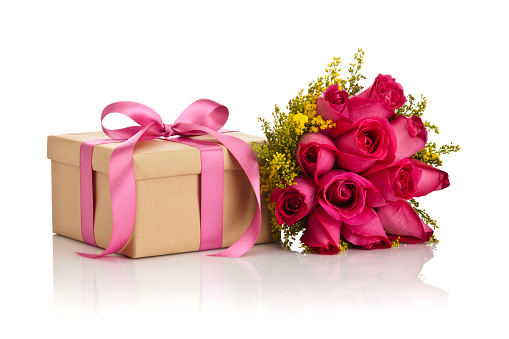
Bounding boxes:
[253,49,459,254]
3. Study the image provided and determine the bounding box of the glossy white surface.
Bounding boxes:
[52,236,446,316]
[1,1,507,337]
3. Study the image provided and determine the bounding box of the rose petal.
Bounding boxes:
[329,120,354,139]
[342,211,392,250]
[377,200,433,244]
[298,132,337,147]
[365,185,387,208]
[336,151,378,173]
[315,147,336,180]
[342,204,377,225]
[410,158,450,197]
[354,85,372,99]
[334,127,366,157]
[336,152,376,173]
[391,115,427,161]
[347,97,395,122]
[301,207,341,254]
[293,175,318,209]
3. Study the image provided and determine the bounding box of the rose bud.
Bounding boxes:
[342,209,392,250]
[377,200,434,244]
[362,158,422,204]
[317,170,385,225]
[296,133,338,184]
[316,84,350,126]
[346,74,406,123]
[331,116,397,173]
[356,74,407,111]
[270,175,317,226]
[390,115,428,161]
[300,206,341,255]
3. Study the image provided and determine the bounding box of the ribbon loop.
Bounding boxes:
[78,99,261,258]
[175,99,229,131]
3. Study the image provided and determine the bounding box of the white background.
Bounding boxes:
[1,0,507,337]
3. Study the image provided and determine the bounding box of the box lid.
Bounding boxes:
[47,131,265,180]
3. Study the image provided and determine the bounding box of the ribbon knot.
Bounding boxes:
[162,123,175,137]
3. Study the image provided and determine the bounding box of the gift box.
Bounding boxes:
[47,130,273,258]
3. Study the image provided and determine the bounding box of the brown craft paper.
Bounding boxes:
[47,131,274,258]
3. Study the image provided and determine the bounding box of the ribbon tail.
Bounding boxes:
[210,211,262,258]
[80,141,98,247]
[79,139,121,247]
[77,127,151,258]
[202,130,262,258]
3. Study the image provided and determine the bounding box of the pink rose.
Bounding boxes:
[296,133,338,184]
[362,158,449,203]
[408,115,428,138]
[362,158,422,203]
[316,84,350,124]
[300,207,341,255]
[377,200,434,244]
[390,115,428,161]
[270,175,317,225]
[331,116,397,173]
[317,170,385,225]
[342,209,392,250]
[346,74,406,123]
[357,74,407,110]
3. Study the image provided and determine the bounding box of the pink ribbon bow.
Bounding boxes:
[78,99,262,258]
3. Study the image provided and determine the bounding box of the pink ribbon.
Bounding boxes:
[78,99,261,258]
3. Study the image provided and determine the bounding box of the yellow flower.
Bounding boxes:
[292,113,308,134]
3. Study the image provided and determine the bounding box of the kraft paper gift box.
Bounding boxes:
[47,131,273,258]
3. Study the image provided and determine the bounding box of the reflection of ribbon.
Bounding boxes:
[78,100,261,258]
[199,252,262,314]
[81,256,136,316]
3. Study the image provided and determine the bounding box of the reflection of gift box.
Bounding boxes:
[47,131,273,258]
[52,235,447,316]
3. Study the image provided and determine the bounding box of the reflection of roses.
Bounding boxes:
[332,116,397,173]
[270,175,317,225]
[269,238,446,313]
[296,133,338,184]
[316,84,349,124]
